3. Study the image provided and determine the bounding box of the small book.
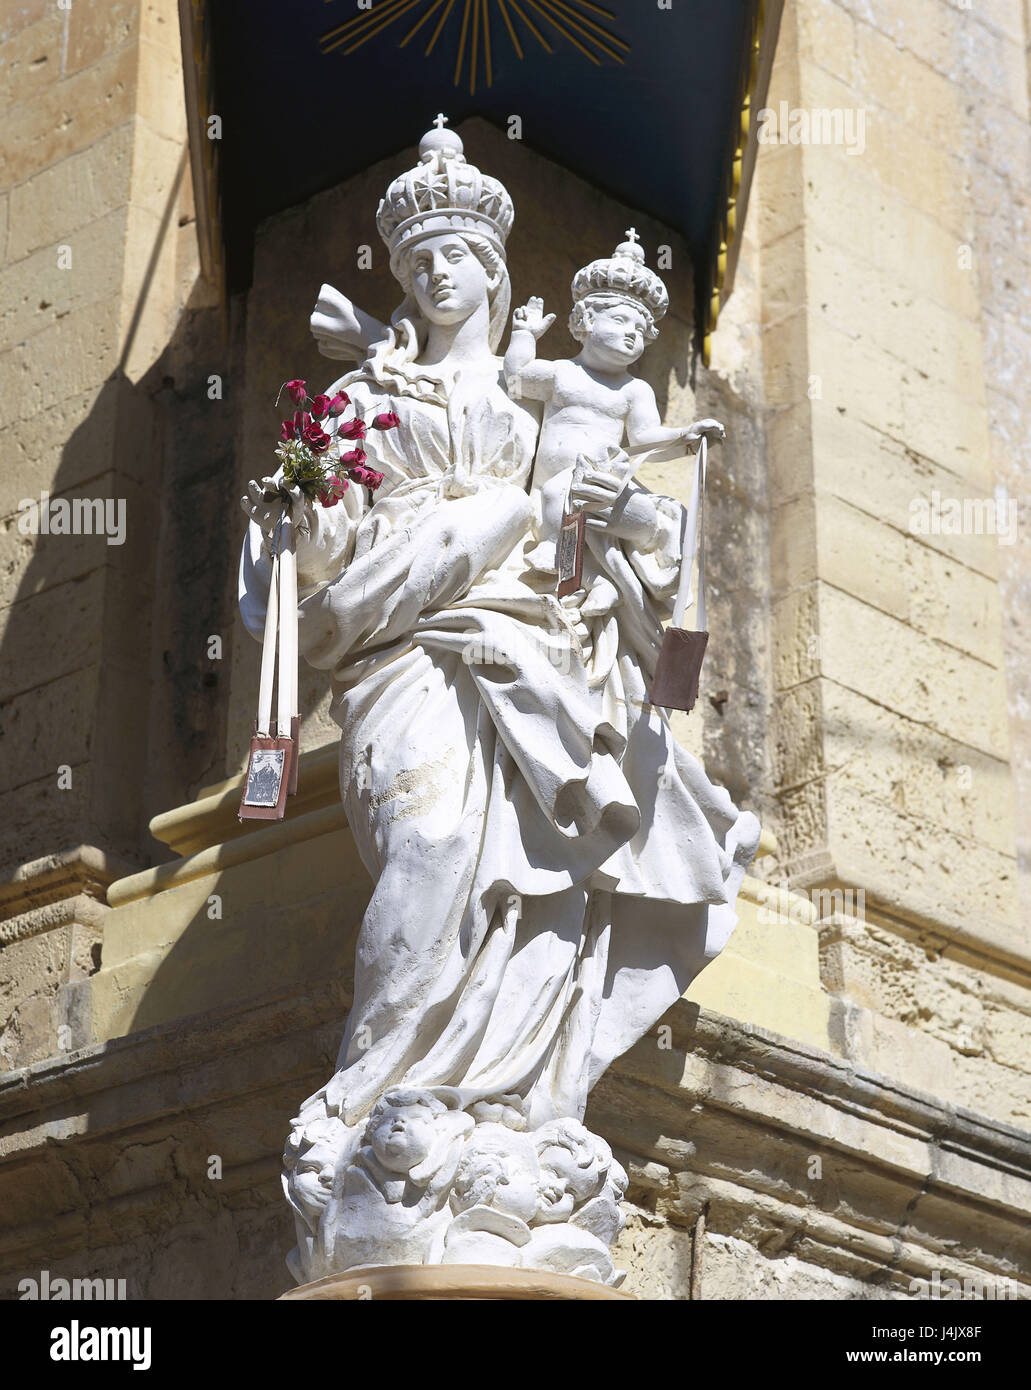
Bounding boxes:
[557,508,586,598]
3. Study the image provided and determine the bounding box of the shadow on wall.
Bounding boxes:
[1,267,238,884]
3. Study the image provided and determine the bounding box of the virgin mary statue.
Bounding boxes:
[239,122,760,1287]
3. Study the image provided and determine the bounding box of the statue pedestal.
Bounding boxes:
[279,1265,634,1301]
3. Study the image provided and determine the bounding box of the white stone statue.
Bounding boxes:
[239,118,760,1289]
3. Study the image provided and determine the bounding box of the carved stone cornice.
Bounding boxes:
[1,992,1027,1295]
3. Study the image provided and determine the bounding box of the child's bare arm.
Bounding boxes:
[504,297,557,400]
[626,381,727,453]
[625,380,683,449]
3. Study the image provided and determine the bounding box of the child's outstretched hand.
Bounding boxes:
[680,418,727,452]
[511,296,556,339]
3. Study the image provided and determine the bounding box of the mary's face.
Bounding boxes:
[407,234,491,326]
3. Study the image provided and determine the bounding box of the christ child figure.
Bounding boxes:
[503,231,725,576]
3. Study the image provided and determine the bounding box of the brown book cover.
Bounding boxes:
[649,628,709,713]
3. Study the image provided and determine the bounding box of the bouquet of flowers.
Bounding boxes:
[274,378,399,507]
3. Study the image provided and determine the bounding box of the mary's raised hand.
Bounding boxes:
[241,476,306,537]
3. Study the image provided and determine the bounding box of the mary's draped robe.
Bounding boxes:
[240,334,760,1137]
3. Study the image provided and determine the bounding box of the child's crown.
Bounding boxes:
[571,229,669,325]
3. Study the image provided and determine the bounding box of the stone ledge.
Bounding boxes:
[0,845,130,942]
[777,848,1031,980]
[6,994,1026,1182]
[1,992,1028,1293]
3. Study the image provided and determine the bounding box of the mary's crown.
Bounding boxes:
[376,117,515,277]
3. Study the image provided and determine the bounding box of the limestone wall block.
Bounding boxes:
[0,768,93,878]
[755,143,805,249]
[771,493,818,592]
[0,391,104,517]
[65,0,140,77]
[770,679,823,792]
[904,537,1006,666]
[951,1050,1031,1126]
[6,126,136,263]
[0,667,99,792]
[0,456,158,630]
[826,783,1020,927]
[852,18,963,142]
[0,206,131,347]
[5,297,120,422]
[0,45,138,188]
[0,568,110,699]
[809,239,987,402]
[845,1004,960,1102]
[822,682,1016,858]
[806,317,907,444]
[764,399,814,502]
[0,918,102,1071]
[983,999,1031,1073]
[815,493,910,619]
[772,587,820,693]
[897,375,992,491]
[797,0,858,73]
[818,583,1010,758]
[0,7,66,113]
[941,0,1026,45]
[759,225,807,326]
[780,143,979,321]
[134,34,187,145]
[831,0,958,77]
[763,307,813,409]
[809,405,999,577]
[798,60,970,240]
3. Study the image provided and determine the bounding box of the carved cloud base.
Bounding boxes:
[278,1265,635,1301]
[285,1093,631,1290]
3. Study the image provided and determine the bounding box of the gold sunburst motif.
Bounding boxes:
[321,0,627,94]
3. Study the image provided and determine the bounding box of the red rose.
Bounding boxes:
[280,419,296,441]
[285,378,307,406]
[371,411,401,431]
[341,447,367,467]
[309,394,331,419]
[348,464,384,490]
[293,409,311,432]
[302,422,331,453]
[327,392,350,416]
[338,417,367,441]
[317,474,348,507]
